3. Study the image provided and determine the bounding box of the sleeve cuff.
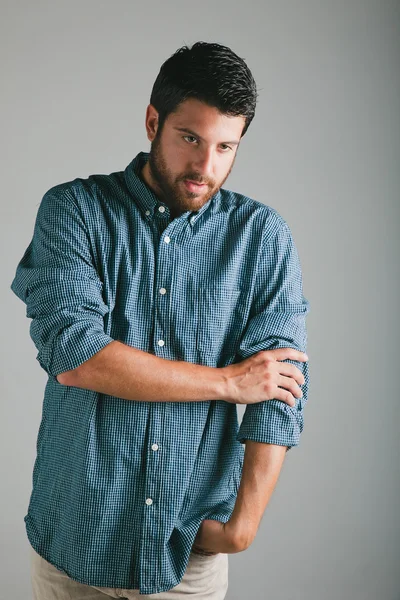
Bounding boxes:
[236,398,303,449]
[39,327,115,378]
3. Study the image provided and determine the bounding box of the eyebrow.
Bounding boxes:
[174,127,240,146]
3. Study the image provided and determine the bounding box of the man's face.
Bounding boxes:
[142,98,246,219]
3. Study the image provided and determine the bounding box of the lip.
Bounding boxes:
[183,180,207,193]
[185,180,206,186]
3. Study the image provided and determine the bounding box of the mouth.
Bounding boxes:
[183,180,207,193]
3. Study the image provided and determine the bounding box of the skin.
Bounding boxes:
[140,97,245,219]
[192,441,288,555]
[139,98,304,556]
[58,99,309,556]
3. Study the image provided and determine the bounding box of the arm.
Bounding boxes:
[229,440,287,549]
[236,219,310,451]
[10,186,227,404]
[10,187,116,379]
[193,440,287,554]
[58,340,227,403]
[193,219,309,554]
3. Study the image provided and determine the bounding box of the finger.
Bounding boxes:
[192,546,218,556]
[278,374,303,400]
[274,386,297,407]
[267,348,308,362]
[278,363,306,386]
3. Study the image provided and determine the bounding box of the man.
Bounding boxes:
[10,41,310,599]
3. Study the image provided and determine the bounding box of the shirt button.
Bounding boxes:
[145,210,150,216]
[190,216,196,224]
[145,498,153,506]
[164,236,171,244]
[159,288,167,295]
[158,206,166,213]
[157,339,165,346]
[151,443,159,451]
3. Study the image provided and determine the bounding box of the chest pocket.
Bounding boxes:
[195,285,243,356]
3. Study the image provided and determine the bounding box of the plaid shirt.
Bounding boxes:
[10,151,310,594]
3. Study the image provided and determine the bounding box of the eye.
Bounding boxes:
[220,144,233,152]
[183,135,198,144]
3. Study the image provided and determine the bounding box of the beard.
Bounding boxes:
[146,130,234,218]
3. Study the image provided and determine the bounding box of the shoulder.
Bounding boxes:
[219,186,289,241]
[41,167,125,211]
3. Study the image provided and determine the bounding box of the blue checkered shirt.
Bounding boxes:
[10,151,310,594]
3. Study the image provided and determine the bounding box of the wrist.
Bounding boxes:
[229,508,258,549]
[217,365,235,403]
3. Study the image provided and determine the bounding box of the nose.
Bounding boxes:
[192,147,214,181]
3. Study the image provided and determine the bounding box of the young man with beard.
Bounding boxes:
[11,41,310,599]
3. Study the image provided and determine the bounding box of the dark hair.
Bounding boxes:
[149,41,258,137]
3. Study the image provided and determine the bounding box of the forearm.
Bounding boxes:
[230,440,287,547]
[57,340,227,403]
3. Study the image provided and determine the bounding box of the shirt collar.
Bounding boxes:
[124,151,220,223]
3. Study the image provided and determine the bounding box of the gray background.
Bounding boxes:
[1,1,399,598]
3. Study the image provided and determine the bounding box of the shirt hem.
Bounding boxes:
[26,519,184,595]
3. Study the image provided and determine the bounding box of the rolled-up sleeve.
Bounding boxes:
[236,220,310,450]
[10,186,115,378]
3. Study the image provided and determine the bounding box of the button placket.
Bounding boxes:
[153,232,171,354]
[152,218,181,357]
[144,218,185,548]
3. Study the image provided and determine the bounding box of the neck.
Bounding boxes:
[141,162,159,196]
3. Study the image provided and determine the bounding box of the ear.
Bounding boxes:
[144,104,159,142]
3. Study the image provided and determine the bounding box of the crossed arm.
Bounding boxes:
[11,190,307,556]
[231,440,287,548]
[193,440,287,554]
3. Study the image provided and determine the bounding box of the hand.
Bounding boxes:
[222,347,308,408]
[192,519,236,556]
[192,515,254,555]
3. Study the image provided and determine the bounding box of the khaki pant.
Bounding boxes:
[30,546,229,599]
